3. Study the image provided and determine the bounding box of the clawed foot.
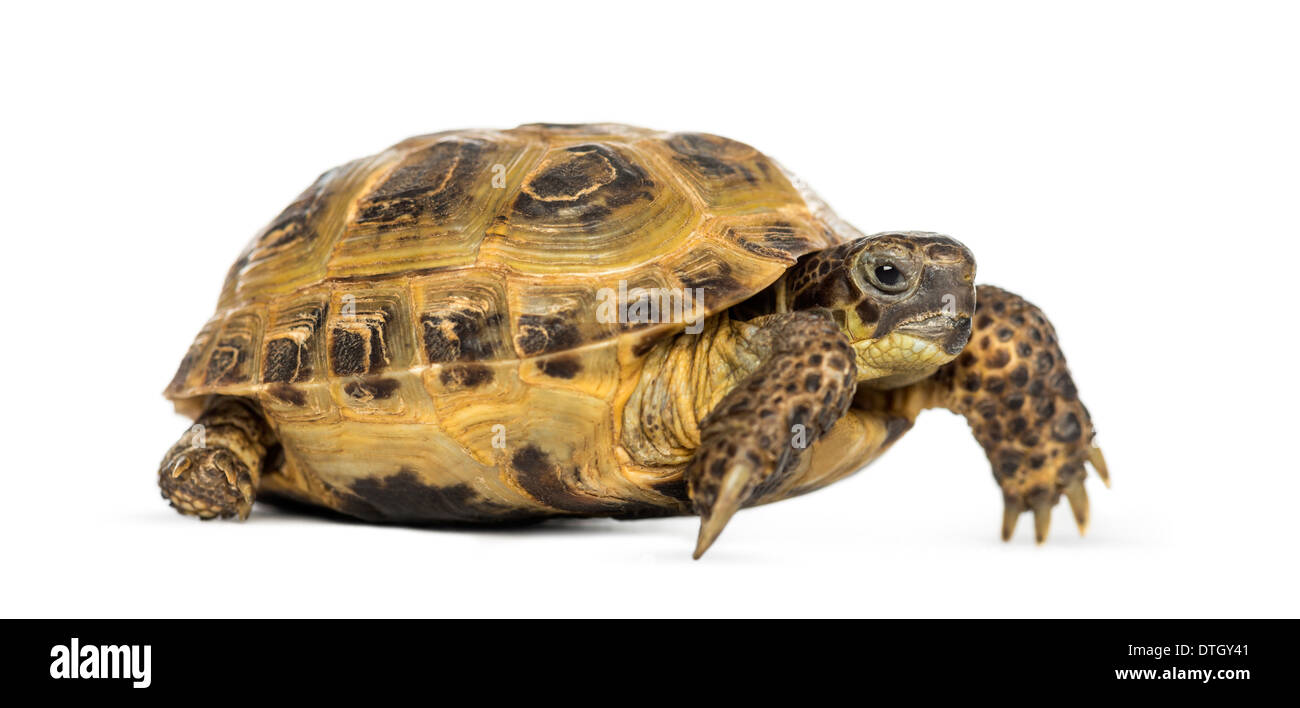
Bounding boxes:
[692,458,764,560]
[932,285,1111,545]
[686,313,858,559]
[1001,444,1109,543]
[159,444,255,520]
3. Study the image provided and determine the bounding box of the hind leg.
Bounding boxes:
[159,396,276,520]
[928,285,1108,542]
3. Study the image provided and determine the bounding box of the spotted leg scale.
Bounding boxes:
[932,285,1107,543]
[687,311,858,558]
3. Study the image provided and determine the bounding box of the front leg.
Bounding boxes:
[687,311,858,558]
[931,285,1108,542]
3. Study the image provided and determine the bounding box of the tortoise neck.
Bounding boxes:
[619,314,767,468]
[724,273,790,322]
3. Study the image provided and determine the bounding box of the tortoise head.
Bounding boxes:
[785,231,976,386]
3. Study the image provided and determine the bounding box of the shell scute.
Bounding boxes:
[352,137,490,228]
[715,213,831,266]
[324,288,415,376]
[411,270,512,364]
[651,132,804,215]
[511,142,656,225]
[202,309,264,388]
[328,134,536,279]
[332,371,421,421]
[482,139,698,272]
[261,298,326,384]
[508,281,602,357]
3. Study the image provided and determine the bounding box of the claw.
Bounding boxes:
[693,462,753,560]
[236,479,255,521]
[221,461,238,487]
[1032,502,1052,544]
[1001,499,1021,541]
[170,455,191,478]
[1087,444,1110,488]
[1065,482,1089,536]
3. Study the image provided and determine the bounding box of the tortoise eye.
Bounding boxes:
[869,262,909,293]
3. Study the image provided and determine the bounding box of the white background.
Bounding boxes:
[2,1,1296,618]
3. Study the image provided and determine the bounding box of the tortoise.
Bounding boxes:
[160,123,1107,558]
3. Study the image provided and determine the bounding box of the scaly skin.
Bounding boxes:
[664,231,982,554]
[686,311,858,558]
[159,397,274,520]
[656,238,1106,555]
[925,285,1108,542]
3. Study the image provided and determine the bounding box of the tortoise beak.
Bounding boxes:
[896,314,972,355]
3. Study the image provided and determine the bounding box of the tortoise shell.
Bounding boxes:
[165,123,850,410]
[162,124,877,520]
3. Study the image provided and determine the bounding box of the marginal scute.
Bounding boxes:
[330,327,380,376]
[537,355,582,379]
[261,299,326,384]
[438,364,494,390]
[325,289,414,377]
[341,469,531,523]
[266,383,307,407]
[509,444,622,515]
[343,376,401,401]
[507,281,608,358]
[167,318,218,395]
[515,312,582,356]
[412,270,511,364]
[202,311,263,387]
